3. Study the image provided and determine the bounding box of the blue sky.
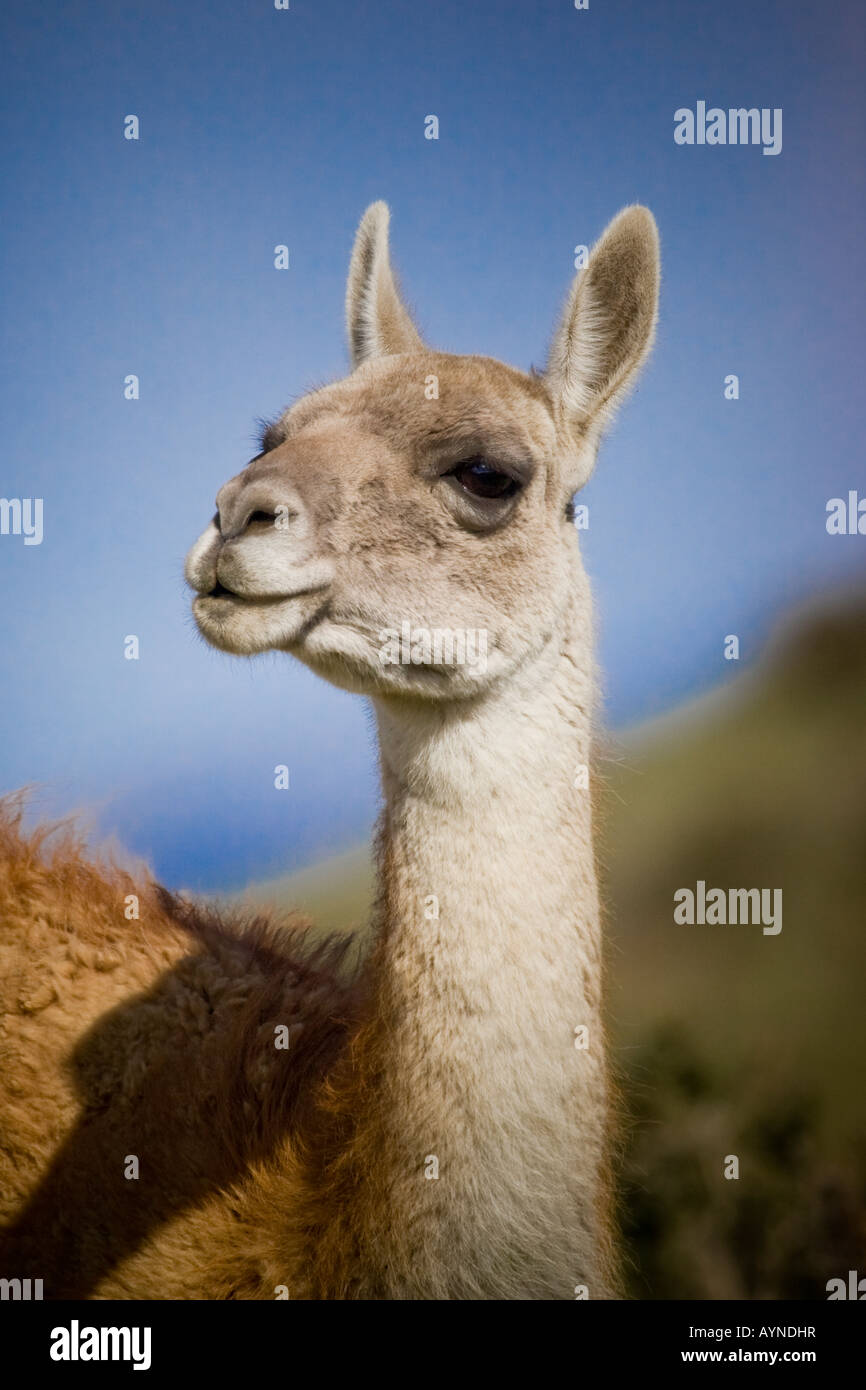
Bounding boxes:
[1,0,863,889]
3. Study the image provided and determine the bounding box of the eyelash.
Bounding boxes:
[255,418,282,456]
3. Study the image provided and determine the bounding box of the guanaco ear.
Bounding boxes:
[346,202,424,367]
[546,205,659,488]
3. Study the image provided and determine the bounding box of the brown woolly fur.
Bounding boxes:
[1,202,659,1299]
[0,795,360,1299]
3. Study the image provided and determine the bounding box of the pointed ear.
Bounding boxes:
[546,205,659,487]
[345,202,424,367]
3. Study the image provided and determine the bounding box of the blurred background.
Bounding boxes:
[1,0,864,1298]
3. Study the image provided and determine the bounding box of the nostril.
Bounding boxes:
[248,510,277,527]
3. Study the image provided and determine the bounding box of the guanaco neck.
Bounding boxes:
[311,577,616,1299]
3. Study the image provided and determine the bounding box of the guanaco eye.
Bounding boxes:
[451,457,520,500]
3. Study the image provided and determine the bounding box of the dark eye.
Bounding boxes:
[451,457,520,500]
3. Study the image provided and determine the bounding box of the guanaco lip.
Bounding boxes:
[198,583,328,606]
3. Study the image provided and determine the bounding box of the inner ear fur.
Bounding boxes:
[346,202,425,368]
[546,206,660,487]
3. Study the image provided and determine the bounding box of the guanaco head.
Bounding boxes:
[186,201,659,698]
